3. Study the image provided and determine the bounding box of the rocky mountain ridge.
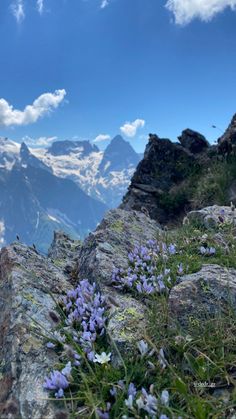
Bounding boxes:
[122,117,236,225]
[0,154,107,253]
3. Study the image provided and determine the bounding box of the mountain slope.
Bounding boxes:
[0,163,107,252]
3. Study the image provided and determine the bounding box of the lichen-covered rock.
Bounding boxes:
[104,286,147,353]
[168,264,236,330]
[78,208,160,285]
[48,230,81,277]
[184,205,236,229]
[77,208,160,350]
[0,242,71,418]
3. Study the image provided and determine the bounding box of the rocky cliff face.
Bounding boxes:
[121,134,197,223]
[121,124,236,225]
[218,113,236,154]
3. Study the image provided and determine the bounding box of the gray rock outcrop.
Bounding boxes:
[184,205,236,229]
[48,230,81,278]
[77,208,161,350]
[77,208,161,285]
[0,243,71,418]
[169,264,236,330]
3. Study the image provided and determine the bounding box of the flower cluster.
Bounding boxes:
[109,379,169,419]
[43,362,72,398]
[112,240,177,295]
[199,246,216,256]
[61,279,107,359]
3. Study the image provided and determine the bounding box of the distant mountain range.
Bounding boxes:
[0,135,141,251]
[33,135,142,207]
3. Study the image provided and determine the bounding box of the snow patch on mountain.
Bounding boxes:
[31,139,139,207]
[0,137,20,169]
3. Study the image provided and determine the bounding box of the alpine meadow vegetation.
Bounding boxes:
[42,214,236,419]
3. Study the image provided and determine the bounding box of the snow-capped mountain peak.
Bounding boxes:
[31,135,141,207]
[0,137,20,170]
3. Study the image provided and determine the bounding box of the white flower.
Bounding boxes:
[137,339,149,356]
[93,352,111,364]
[161,390,169,406]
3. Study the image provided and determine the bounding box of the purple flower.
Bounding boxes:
[125,395,134,409]
[200,246,207,255]
[118,380,125,389]
[112,240,178,296]
[128,383,137,398]
[44,370,69,392]
[136,389,158,416]
[46,342,56,349]
[143,393,158,415]
[209,247,216,255]
[87,351,95,361]
[168,244,176,255]
[97,403,111,419]
[61,362,72,378]
[110,386,117,397]
[200,246,216,256]
[96,410,109,419]
[61,279,107,355]
[55,388,64,398]
[158,279,166,292]
[177,263,184,275]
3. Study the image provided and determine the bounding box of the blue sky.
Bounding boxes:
[0,0,236,152]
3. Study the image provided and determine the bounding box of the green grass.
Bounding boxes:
[158,155,236,222]
[146,294,236,419]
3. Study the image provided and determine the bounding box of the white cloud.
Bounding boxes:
[0,220,5,246]
[93,134,111,143]
[22,135,57,147]
[36,0,44,14]
[11,0,25,24]
[165,0,236,25]
[101,0,109,9]
[0,89,66,127]
[120,119,145,138]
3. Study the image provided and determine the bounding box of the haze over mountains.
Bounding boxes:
[0,135,141,252]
